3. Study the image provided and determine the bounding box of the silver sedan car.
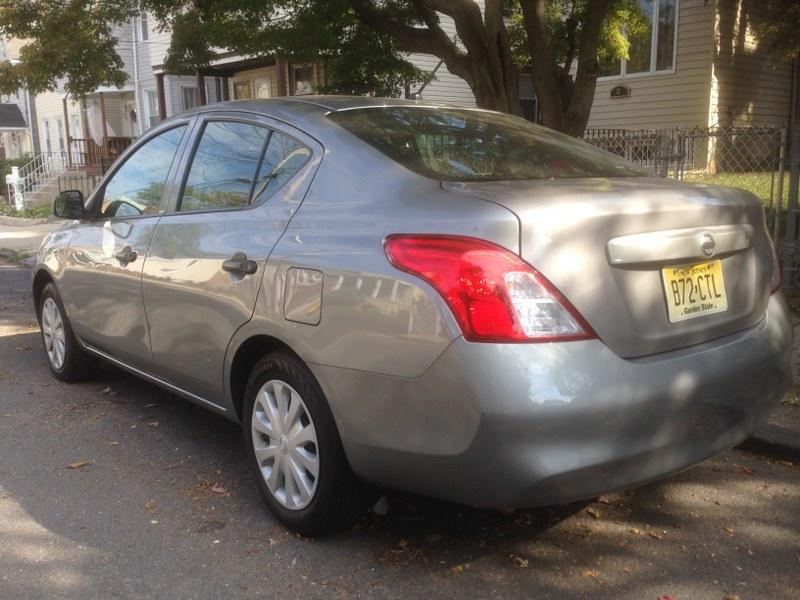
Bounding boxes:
[33,96,792,535]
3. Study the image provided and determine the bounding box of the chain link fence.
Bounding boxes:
[584,125,788,245]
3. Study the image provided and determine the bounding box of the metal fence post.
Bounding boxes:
[782,125,800,290]
[775,128,787,243]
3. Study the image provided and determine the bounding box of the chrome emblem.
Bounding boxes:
[700,233,716,258]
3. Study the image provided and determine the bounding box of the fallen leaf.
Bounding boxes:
[509,554,529,568]
[724,527,735,535]
[586,507,601,519]
[144,500,157,514]
[210,483,228,495]
[582,569,598,578]
[67,461,91,470]
[448,564,465,575]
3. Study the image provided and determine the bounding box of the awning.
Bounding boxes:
[0,104,27,130]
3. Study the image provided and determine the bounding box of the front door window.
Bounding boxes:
[99,125,186,218]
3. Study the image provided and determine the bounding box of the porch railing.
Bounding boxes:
[69,137,134,173]
[5,151,68,207]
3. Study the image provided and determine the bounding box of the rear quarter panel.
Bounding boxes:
[225,138,520,389]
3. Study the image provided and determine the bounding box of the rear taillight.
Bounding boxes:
[384,234,596,343]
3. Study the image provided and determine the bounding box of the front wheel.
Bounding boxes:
[38,282,96,382]
[243,352,371,536]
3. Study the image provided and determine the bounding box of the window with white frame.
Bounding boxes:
[139,12,149,41]
[181,86,200,111]
[599,0,678,78]
[145,90,159,129]
[43,119,52,154]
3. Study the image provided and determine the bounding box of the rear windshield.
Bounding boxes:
[328,107,646,181]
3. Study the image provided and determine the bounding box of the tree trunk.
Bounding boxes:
[349,0,521,116]
[520,0,610,136]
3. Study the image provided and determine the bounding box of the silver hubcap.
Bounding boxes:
[41,297,66,370]
[251,379,319,510]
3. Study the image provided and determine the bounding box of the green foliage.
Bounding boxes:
[0,202,51,219]
[508,0,649,71]
[148,0,424,97]
[0,1,135,96]
[0,156,29,183]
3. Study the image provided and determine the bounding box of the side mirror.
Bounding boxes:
[53,190,85,220]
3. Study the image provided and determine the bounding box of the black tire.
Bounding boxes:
[38,282,96,382]
[243,352,371,536]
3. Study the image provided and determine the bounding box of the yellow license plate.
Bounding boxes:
[661,260,728,323]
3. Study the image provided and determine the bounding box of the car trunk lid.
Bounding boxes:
[443,177,774,358]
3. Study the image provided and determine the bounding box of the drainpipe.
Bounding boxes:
[132,13,144,136]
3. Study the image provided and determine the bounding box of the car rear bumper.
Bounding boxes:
[312,294,793,508]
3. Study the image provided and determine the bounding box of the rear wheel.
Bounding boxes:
[243,352,370,536]
[39,282,96,382]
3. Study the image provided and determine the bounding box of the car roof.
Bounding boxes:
[178,95,483,140]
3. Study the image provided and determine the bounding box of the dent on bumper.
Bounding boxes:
[312,295,793,508]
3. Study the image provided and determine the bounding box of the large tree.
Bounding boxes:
[0,0,649,136]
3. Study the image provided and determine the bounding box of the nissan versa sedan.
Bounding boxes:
[33,96,792,535]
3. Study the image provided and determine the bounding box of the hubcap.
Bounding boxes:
[251,379,319,510]
[41,297,66,370]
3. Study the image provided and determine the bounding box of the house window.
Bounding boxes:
[55,117,65,153]
[291,64,315,96]
[181,86,200,111]
[43,119,52,154]
[145,90,159,129]
[233,80,252,100]
[599,0,677,77]
[139,12,149,41]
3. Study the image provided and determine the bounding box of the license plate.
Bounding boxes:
[661,260,728,323]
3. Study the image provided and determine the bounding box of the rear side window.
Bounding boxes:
[100,125,186,218]
[328,107,646,181]
[253,132,312,203]
[179,121,311,212]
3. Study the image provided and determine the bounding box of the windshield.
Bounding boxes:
[328,106,647,181]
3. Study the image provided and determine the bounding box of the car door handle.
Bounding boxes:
[222,252,258,276]
[114,246,138,264]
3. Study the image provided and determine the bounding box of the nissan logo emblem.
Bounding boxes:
[700,233,716,258]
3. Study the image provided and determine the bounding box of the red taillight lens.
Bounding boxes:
[384,234,596,343]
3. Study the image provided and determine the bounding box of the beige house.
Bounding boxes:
[587,0,794,131]
[0,37,37,160]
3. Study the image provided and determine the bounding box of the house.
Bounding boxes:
[587,0,794,131]
[0,37,38,160]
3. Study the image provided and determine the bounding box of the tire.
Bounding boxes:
[38,282,96,382]
[243,352,371,536]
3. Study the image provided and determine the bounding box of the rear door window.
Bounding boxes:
[180,121,269,211]
[178,121,312,212]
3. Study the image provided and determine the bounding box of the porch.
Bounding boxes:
[64,88,136,175]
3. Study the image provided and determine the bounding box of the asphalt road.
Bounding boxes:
[1,264,798,599]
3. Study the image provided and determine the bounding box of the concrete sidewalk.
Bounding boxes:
[0,219,60,254]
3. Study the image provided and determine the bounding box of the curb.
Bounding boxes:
[0,215,51,226]
[739,424,800,462]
